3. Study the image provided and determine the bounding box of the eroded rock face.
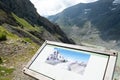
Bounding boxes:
[0,0,39,24]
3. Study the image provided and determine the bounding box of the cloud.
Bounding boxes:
[30,0,98,17]
[31,0,64,16]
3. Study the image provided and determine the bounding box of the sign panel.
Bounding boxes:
[23,40,117,80]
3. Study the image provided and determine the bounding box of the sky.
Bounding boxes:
[30,0,98,17]
[54,48,90,63]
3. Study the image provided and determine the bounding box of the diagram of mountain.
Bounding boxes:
[46,50,67,65]
[45,49,88,75]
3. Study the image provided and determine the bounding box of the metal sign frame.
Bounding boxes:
[23,40,118,80]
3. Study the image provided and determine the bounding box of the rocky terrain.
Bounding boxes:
[0,34,39,80]
[48,0,120,51]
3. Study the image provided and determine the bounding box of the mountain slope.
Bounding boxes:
[0,0,74,44]
[48,0,120,48]
[0,0,74,80]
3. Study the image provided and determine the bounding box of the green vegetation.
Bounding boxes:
[13,27,41,42]
[12,13,43,32]
[0,66,14,76]
[0,9,7,18]
[23,38,33,43]
[0,38,39,79]
[34,25,44,33]
[0,32,6,41]
[12,13,35,30]
[0,57,2,64]
[0,26,18,40]
[0,25,40,80]
[0,26,7,41]
[0,66,14,80]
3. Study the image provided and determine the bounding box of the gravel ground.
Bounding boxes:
[0,39,39,80]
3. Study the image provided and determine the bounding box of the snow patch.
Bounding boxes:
[111,8,116,11]
[113,0,120,4]
[84,9,91,14]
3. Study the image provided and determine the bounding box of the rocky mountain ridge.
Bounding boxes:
[48,0,120,50]
[48,0,120,79]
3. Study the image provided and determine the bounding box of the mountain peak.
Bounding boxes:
[48,0,120,51]
[98,0,114,2]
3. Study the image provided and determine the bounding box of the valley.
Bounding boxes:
[48,0,120,79]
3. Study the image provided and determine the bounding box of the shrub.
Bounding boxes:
[23,38,32,43]
[0,57,2,64]
[0,32,7,41]
[0,66,14,76]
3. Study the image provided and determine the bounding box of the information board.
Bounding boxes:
[23,40,117,80]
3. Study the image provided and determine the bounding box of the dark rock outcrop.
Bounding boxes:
[0,0,74,44]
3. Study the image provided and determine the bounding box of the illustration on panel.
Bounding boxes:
[45,48,90,75]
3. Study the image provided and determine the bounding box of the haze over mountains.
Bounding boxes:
[49,0,120,51]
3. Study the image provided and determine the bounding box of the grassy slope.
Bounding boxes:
[12,13,43,32]
[12,13,62,42]
[0,26,18,39]
[0,4,40,80]
[12,13,34,30]
[0,26,40,80]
